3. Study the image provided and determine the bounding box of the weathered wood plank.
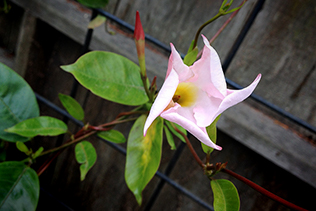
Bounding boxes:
[227,0,316,127]
[9,0,316,189]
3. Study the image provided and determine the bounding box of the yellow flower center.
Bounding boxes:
[173,82,198,107]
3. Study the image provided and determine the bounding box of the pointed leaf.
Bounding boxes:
[163,125,176,150]
[97,129,126,144]
[33,147,44,159]
[88,14,106,29]
[16,141,31,155]
[211,179,240,211]
[125,115,163,205]
[0,161,39,211]
[61,51,148,106]
[202,115,221,154]
[165,121,187,143]
[0,63,39,142]
[75,141,97,181]
[5,116,68,137]
[58,93,85,121]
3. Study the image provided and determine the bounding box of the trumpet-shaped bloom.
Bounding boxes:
[144,35,261,150]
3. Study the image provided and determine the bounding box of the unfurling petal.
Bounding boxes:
[161,104,222,150]
[214,74,261,118]
[144,69,179,135]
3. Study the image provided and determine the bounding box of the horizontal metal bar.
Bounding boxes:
[35,93,213,210]
[92,6,315,135]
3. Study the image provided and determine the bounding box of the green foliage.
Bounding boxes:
[163,125,176,150]
[61,51,149,106]
[202,115,221,154]
[211,179,240,211]
[0,161,39,211]
[5,116,68,138]
[58,93,85,121]
[75,141,97,181]
[97,129,126,144]
[0,63,39,142]
[88,14,106,29]
[165,121,187,143]
[125,115,163,205]
[77,0,109,8]
[183,47,198,66]
[16,141,31,155]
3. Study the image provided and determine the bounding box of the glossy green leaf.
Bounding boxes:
[0,161,39,211]
[75,141,97,181]
[0,63,39,142]
[61,51,148,106]
[97,129,126,144]
[202,115,221,154]
[16,141,31,155]
[125,115,163,205]
[77,0,108,8]
[33,147,44,159]
[58,93,85,121]
[163,125,176,150]
[88,14,106,29]
[5,116,68,137]
[165,121,187,143]
[183,47,198,66]
[211,179,240,211]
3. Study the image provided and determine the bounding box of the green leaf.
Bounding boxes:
[61,51,148,106]
[165,121,187,143]
[16,141,31,155]
[202,115,221,154]
[125,115,163,205]
[97,129,126,144]
[183,47,198,66]
[0,161,40,211]
[58,93,85,121]
[5,116,68,138]
[0,62,39,142]
[163,125,176,150]
[77,0,109,8]
[211,179,240,211]
[75,141,97,181]
[88,14,106,29]
[32,147,44,159]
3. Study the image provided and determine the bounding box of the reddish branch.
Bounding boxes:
[222,168,308,211]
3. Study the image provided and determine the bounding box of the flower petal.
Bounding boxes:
[193,90,222,127]
[161,104,222,150]
[167,43,194,82]
[189,35,226,99]
[215,74,261,118]
[143,69,179,135]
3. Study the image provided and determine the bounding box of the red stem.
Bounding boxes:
[222,168,308,211]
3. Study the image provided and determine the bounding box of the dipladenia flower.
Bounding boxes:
[134,11,146,76]
[144,35,261,150]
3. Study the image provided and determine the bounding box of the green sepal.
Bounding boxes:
[183,47,198,66]
[202,115,221,154]
[163,125,176,150]
[165,121,187,143]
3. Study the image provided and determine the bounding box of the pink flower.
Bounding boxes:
[144,35,261,150]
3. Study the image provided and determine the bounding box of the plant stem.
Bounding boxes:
[173,126,204,168]
[193,13,222,49]
[222,168,308,211]
[141,75,153,102]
